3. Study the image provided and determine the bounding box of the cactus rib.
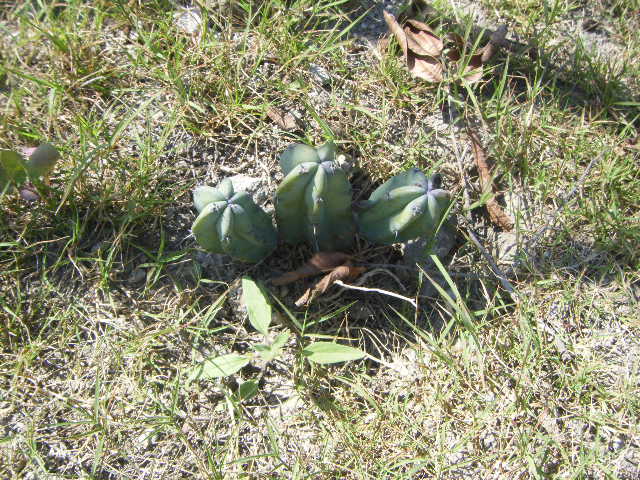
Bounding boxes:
[191,180,277,263]
[357,169,451,245]
[275,141,355,251]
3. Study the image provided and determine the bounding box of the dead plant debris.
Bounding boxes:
[468,129,514,231]
[383,11,507,84]
[295,264,366,307]
[271,252,365,306]
[266,106,299,131]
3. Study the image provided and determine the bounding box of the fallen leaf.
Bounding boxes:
[266,106,298,131]
[623,135,639,151]
[446,33,464,62]
[403,19,443,57]
[407,52,444,82]
[446,33,484,84]
[461,25,507,83]
[468,130,513,231]
[384,11,443,83]
[462,52,484,84]
[383,11,408,57]
[480,25,508,63]
[445,27,508,84]
[295,264,366,307]
[272,252,351,286]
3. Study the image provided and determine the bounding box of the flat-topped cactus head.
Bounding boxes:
[192,179,277,263]
[356,168,451,245]
[275,141,355,251]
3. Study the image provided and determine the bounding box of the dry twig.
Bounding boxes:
[468,129,514,231]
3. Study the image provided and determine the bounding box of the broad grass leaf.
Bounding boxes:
[242,277,272,336]
[235,380,259,402]
[272,331,290,350]
[0,150,27,191]
[303,342,366,364]
[187,353,251,381]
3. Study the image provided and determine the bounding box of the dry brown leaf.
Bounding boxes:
[295,264,366,307]
[384,11,443,83]
[383,11,408,57]
[462,25,507,83]
[468,130,514,231]
[446,34,484,84]
[623,135,640,151]
[462,53,484,84]
[407,52,443,82]
[445,26,508,84]
[266,106,298,131]
[271,252,351,286]
[404,19,443,57]
[481,25,508,63]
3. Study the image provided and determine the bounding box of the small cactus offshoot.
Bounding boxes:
[275,141,355,251]
[356,168,451,245]
[0,143,60,193]
[192,179,277,263]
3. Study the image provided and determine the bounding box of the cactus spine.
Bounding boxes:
[356,168,451,245]
[275,141,355,251]
[192,179,277,262]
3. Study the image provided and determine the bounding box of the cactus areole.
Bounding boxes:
[192,179,277,263]
[275,141,355,251]
[357,169,451,245]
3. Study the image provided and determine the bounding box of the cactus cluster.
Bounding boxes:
[275,142,354,251]
[356,169,451,245]
[192,178,277,263]
[0,143,60,193]
[191,142,451,263]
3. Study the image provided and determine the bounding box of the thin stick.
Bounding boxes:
[527,151,604,249]
[333,280,418,309]
[460,219,518,299]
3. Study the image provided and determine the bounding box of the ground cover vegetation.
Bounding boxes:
[1,0,639,478]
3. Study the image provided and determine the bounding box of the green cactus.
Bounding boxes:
[192,179,277,263]
[356,169,451,245]
[275,141,355,251]
[1,143,60,193]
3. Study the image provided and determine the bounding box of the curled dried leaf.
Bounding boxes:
[266,106,298,131]
[295,264,366,307]
[468,130,513,231]
[383,11,408,56]
[271,252,352,286]
[407,52,443,82]
[462,52,484,84]
[481,25,508,63]
[404,19,443,57]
